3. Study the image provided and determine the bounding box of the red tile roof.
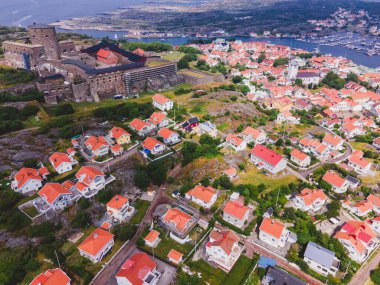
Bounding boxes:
[142,137,163,151]
[38,183,72,205]
[49,152,72,169]
[296,188,328,206]
[149,112,167,125]
[144,230,160,244]
[322,171,346,188]
[30,268,71,285]
[226,134,245,147]
[163,208,192,231]
[167,249,183,263]
[290,149,309,161]
[251,144,284,166]
[116,252,156,285]
[14,167,43,188]
[106,194,129,210]
[186,185,217,203]
[208,229,240,255]
[85,136,109,151]
[157,127,176,140]
[78,228,114,257]
[75,166,104,186]
[152,94,171,105]
[223,200,249,220]
[259,218,286,239]
[323,134,343,147]
[109,127,130,139]
[335,220,376,254]
[129,118,150,131]
[242,126,263,139]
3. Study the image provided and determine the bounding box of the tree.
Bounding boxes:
[134,169,150,190]
[112,224,137,241]
[54,103,74,116]
[273,57,289,67]
[238,85,250,95]
[70,212,90,228]
[326,200,341,219]
[371,268,380,285]
[147,160,168,186]
[232,76,243,84]
[346,72,359,83]
[177,59,189,69]
[258,52,266,63]
[295,79,303,86]
[322,72,345,90]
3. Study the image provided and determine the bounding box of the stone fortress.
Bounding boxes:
[2,24,181,104]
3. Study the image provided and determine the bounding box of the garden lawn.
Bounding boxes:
[236,164,298,191]
[129,200,150,225]
[142,227,193,261]
[349,142,372,152]
[160,51,185,61]
[221,255,255,285]
[188,259,227,285]
[21,205,39,218]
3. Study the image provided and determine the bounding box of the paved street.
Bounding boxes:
[90,165,181,285]
[348,248,380,285]
[244,239,324,285]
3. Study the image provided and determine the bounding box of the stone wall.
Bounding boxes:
[59,41,76,56]
[29,26,61,60]
[180,69,225,85]
[2,41,46,70]
[72,82,91,102]
[88,71,126,101]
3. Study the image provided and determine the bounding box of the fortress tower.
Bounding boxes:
[28,24,61,60]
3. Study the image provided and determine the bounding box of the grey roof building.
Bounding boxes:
[304,242,340,276]
[262,266,306,285]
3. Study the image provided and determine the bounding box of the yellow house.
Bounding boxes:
[109,127,131,145]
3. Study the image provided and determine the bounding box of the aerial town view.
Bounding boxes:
[0,0,379,285]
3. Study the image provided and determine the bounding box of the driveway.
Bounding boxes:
[90,165,181,285]
[244,240,324,285]
[348,247,380,285]
[105,249,176,285]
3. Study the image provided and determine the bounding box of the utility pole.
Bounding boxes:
[55,250,61,268]
[275,187,281,207]
[343,260,351,278]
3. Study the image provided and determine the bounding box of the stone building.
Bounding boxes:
[2,25,182,104]
[28,24,61,60]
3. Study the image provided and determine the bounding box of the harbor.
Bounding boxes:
[57,28,380,69]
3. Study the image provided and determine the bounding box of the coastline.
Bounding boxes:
[56,27,380,69]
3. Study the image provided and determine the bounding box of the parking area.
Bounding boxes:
[316,209,351,235]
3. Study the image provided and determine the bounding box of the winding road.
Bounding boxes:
[90,165,181,285]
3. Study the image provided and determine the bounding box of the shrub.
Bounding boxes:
[54,103,74,116]
[70,212,90,228]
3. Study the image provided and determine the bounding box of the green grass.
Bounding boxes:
[142,227,194,261]
[179,69,208,78]
[190,102,207,116]
[221,255,255,285]
[129,200,150,225]
[161,51,185,62]
[147,61,168,67]
[217,122,229,132]
[350,141,372,152]
[22,205,39,218]
[188,259,227,285]
[236,164,298,192]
